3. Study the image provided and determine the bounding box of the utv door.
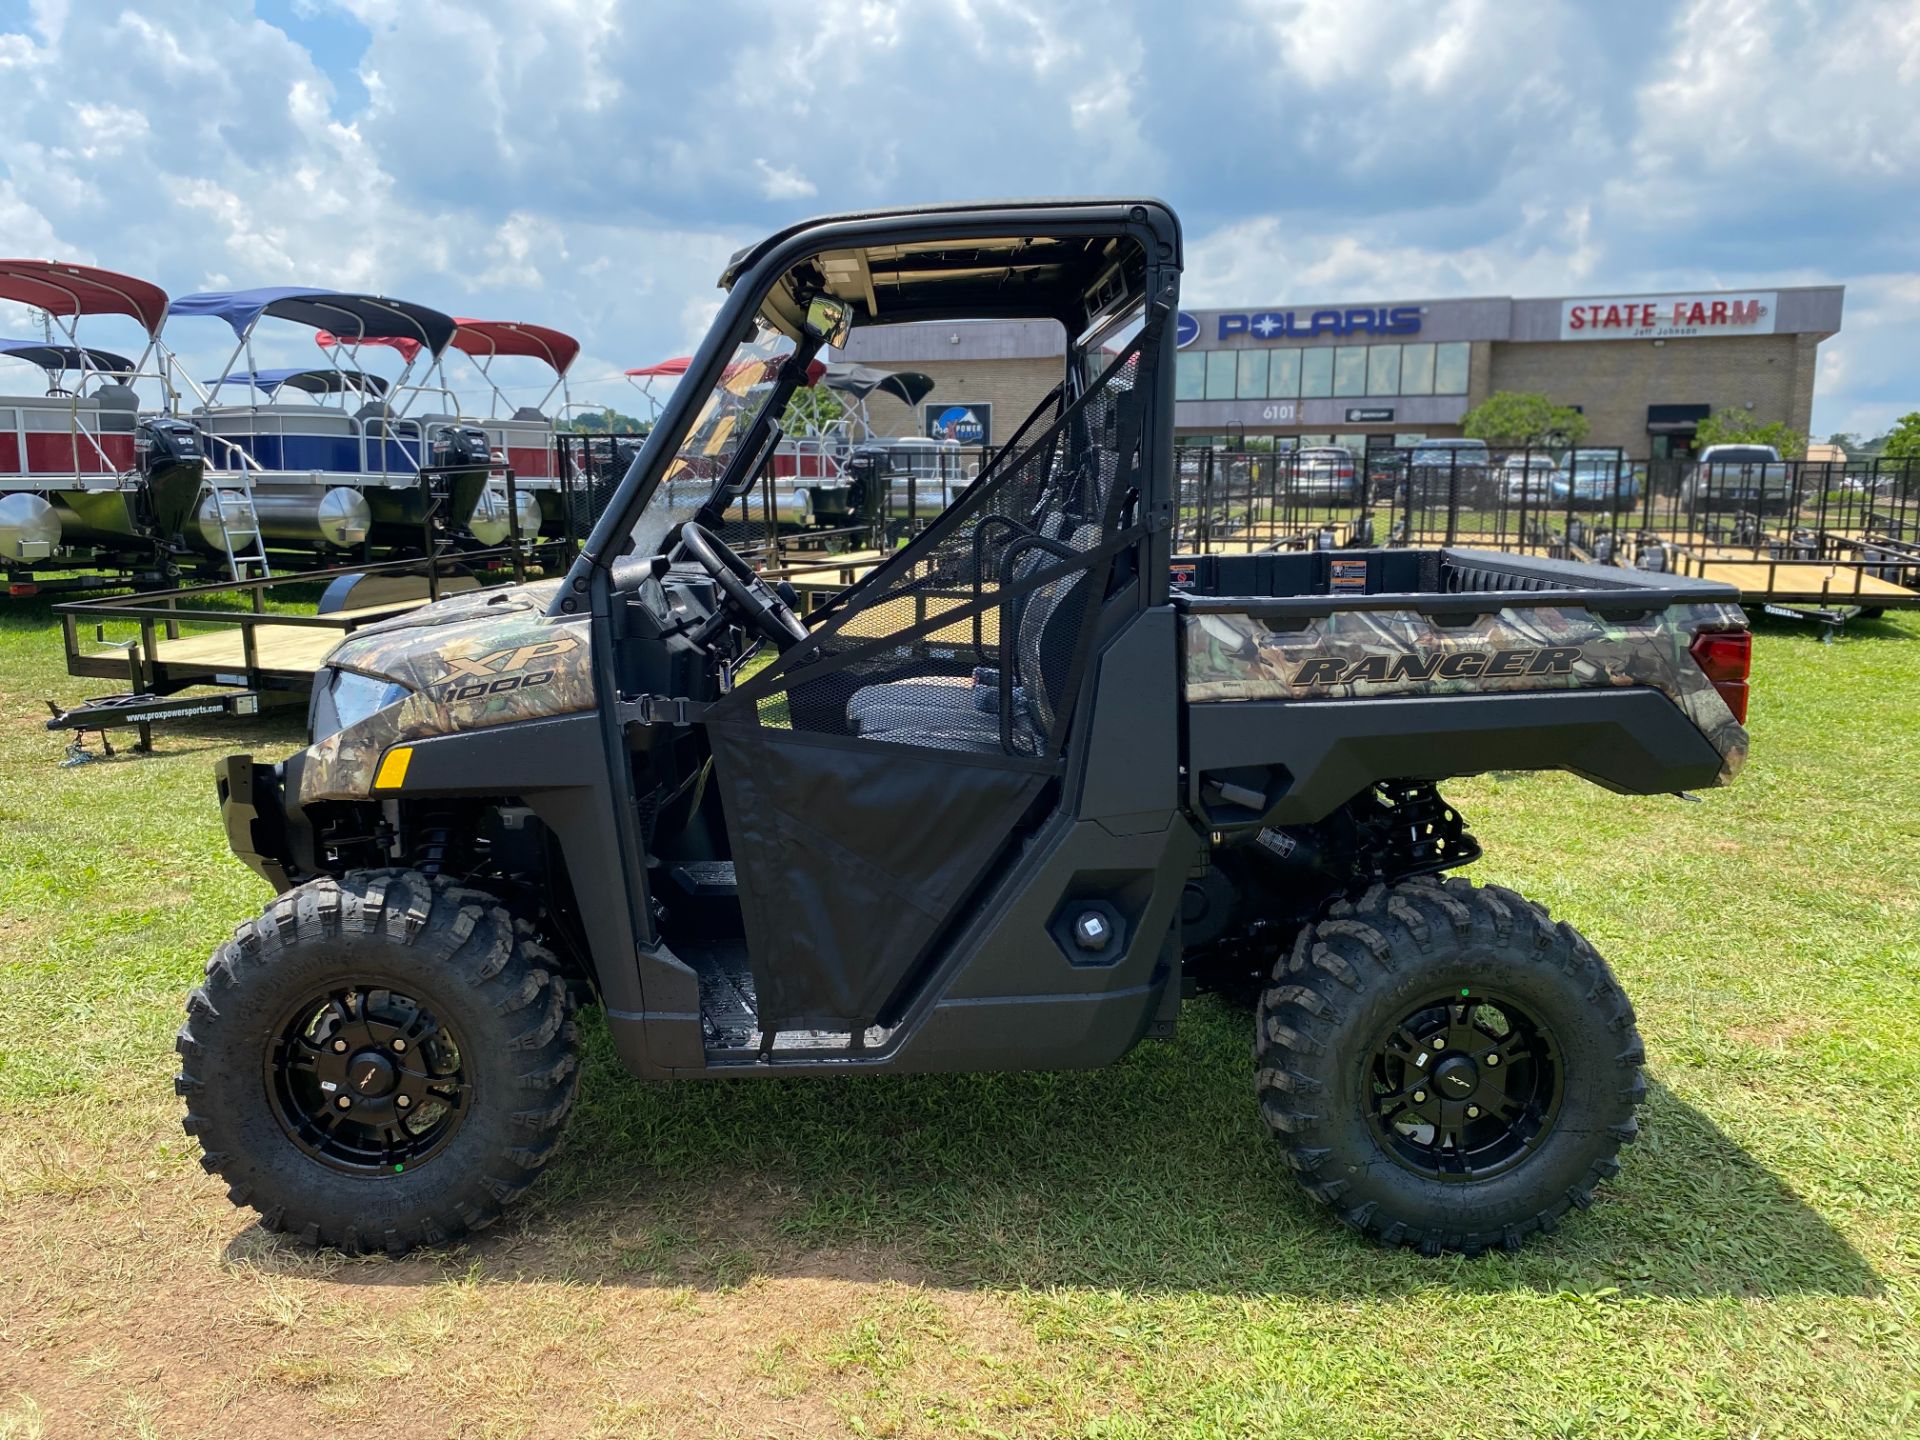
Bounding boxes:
[706,333,1155,1035]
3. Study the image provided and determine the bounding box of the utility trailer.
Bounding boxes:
[45,510,563,758]
[174,198,1757,1262]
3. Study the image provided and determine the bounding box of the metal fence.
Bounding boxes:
[1170,444,1920,564]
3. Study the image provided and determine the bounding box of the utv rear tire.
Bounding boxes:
[177,871,581,1255]
[1254,877,1644,1255]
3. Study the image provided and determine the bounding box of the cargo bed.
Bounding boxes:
[1174,547,1752,827]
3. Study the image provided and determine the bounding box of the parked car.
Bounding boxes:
[1290,445,1360,501]
[1403,438,1492,506]
[1553,448,1640,510]
[1498,452,1559,503]
[1682,443,1792,516]
[1360,447,1407,502]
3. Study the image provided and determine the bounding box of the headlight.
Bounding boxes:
[310,666,411,742]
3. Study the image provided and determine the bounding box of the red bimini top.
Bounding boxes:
[452,319,581,376]
[315,331,423,364]
[0,260,170,337]
[625,357,691,378]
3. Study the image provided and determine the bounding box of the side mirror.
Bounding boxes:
[803,295,853,349]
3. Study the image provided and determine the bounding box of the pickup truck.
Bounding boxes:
[1683,443,1794,516]
[177,198,1755,1264]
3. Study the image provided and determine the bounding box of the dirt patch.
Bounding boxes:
[0,1163,1061,1440]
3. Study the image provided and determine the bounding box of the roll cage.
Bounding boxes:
[548,198,1183,980]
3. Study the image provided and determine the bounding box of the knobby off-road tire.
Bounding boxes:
[1254,876,1645,1256]
[177,870,581,1255]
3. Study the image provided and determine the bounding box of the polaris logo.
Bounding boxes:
[1217,306,1423,342]
[1290,646,1583,687]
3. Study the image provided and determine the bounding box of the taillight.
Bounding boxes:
[1689,629,1752,724]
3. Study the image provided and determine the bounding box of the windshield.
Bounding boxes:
[624,316,796,559]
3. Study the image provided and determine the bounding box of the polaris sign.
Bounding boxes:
[1214,306,1423,342]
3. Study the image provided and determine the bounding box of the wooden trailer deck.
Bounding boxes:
[127,601,420,681]
[1663,549,1920,607]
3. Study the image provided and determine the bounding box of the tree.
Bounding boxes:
[559,407,649,435]
[1880,412,1920,463]
[1460,391,1589,447]
[781,384,845,435]
[1692,409,1806,457]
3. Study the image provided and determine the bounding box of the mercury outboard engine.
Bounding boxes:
[136,416,208,555]
[431,423,493,470]
[426,424,496,543]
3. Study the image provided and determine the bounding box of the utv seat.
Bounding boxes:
[845,520,1097,754]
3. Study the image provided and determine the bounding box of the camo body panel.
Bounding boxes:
[298,578,595,803]
[1184,600,1749,784]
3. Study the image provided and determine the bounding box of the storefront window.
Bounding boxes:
[1334,433,1365,453]
[1434,342,1470,395]
[1206,350,1237,401]
[1176,350,1205,401]
[1237,350,1269,399]
[1300,348,1333,398]
[1400,343,1435,396]
[1333,346,1368,397]
[1268,348,1301,399]
[1367,345,1401,396]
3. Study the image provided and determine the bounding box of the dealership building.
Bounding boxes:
[839,285,1844,458]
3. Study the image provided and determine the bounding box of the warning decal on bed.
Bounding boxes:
[1330,558,1368,591]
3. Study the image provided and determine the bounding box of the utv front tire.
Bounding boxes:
[177,871,581,1255]
[1255,877,1644,1255]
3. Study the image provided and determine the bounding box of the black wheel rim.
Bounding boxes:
[265,982,471,1176]
[1364,988,1562,1182]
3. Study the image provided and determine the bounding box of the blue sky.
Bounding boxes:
[1,0,1915,436]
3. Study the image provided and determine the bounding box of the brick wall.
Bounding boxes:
[853,356,1065,447]
[1487,334,1819,453]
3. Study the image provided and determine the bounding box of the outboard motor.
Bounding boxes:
[136,416,208,546]
[430,424,493,470]
[845,447,880,523]
[426,424,496,540]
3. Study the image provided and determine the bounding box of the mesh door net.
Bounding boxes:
[702,321,1160,1033]
[714,326,1156,760]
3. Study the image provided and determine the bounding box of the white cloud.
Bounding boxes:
[754,160,818,202]
[0,0,1910,435]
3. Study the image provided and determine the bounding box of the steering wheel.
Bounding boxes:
[677,521,810,651]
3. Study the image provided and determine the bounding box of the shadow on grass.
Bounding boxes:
[231,998,1882,1304]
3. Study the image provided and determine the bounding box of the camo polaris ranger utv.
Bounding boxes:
[181,200,1754,1257]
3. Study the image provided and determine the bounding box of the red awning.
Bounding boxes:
[315,331,422,363]
[624,357,691,378]
[451,318,581,375]
[0,260,170,337]
[624,356,825,384]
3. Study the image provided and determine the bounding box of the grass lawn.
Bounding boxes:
[1,594,1916,1439]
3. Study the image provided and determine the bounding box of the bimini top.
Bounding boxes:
[451,319,580,375]
[625,357,691,378]
[209,367,389,397]
[0,260,170,337]
[822,362,934,408]
[168,287,459,356]
[627,355,827,385]
[0,336,138,374]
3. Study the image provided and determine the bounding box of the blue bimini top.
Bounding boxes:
[168,287,458,355]
[208,367,389,397]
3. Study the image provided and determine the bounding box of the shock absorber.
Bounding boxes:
[413,810,462,877]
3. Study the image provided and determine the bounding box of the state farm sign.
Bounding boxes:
[1559,292,1777,341]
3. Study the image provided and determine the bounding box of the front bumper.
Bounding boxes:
[218,754,297,892]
